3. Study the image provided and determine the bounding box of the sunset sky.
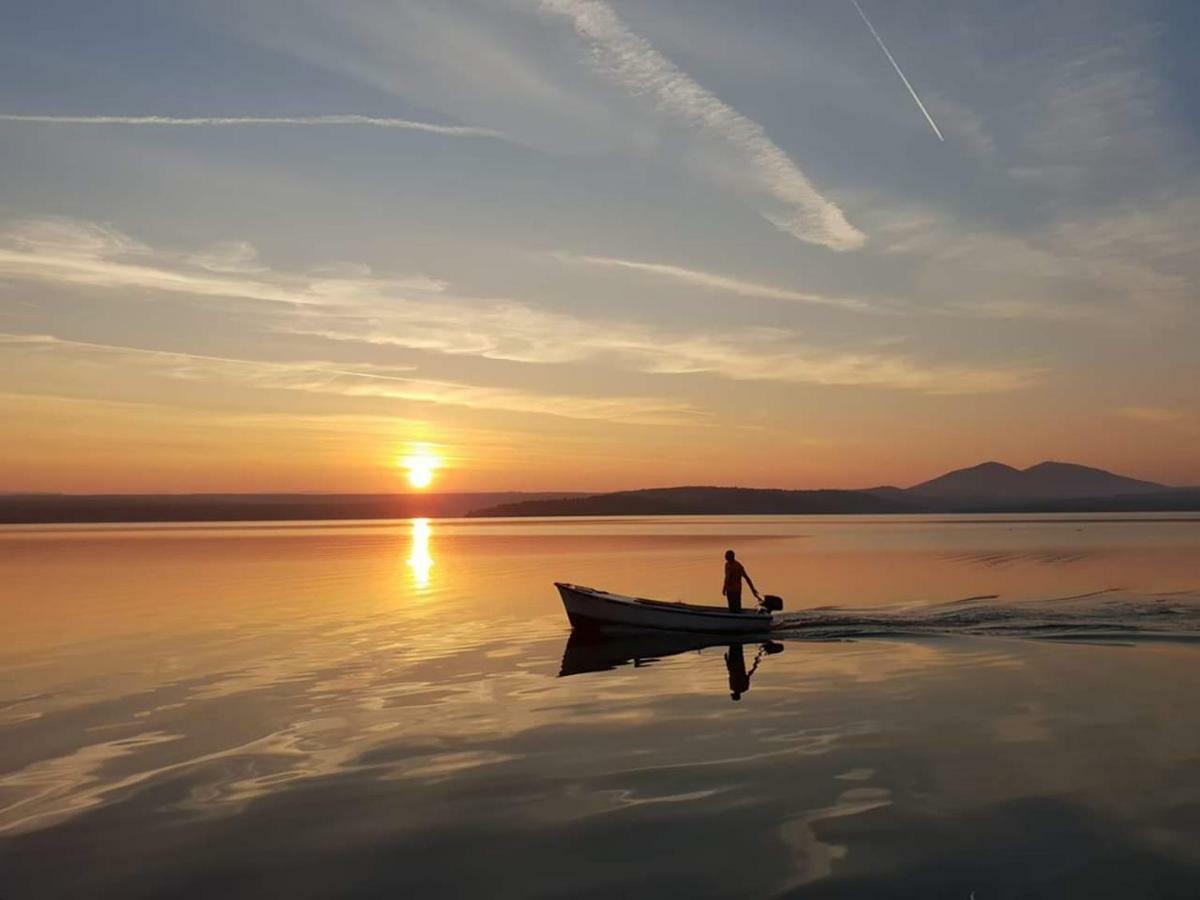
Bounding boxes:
[3,0,1198,493]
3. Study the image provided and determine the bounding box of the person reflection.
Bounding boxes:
[725,641,783,702]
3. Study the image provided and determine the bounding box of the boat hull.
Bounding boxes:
[556,582,772,635]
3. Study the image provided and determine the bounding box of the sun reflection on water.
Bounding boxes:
[407,518,434,590]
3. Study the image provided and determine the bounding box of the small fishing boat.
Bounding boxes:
[555,582,776,635]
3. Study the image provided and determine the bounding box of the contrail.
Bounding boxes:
[849,0,944,141]
[0,114,502,138]
[540,0,866,251]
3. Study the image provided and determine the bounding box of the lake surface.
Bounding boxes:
[2,514,1200,898]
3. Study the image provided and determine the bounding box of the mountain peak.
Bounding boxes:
[909,460,1167,501]
[970,461,1020,472]
[1024,460,1111,475]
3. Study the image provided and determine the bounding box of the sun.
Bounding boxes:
[407,463,434,489]
[399,449,441,490]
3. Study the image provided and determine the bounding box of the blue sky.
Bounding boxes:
[2,0,1198,491]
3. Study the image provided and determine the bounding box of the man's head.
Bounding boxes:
[725,549,735,561]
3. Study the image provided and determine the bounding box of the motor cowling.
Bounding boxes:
[760,594,783,612]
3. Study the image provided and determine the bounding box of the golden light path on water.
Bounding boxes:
[406,518,434,591]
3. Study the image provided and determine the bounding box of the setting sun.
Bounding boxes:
[399,449,441,490]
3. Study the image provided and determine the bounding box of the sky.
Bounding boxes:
[2,0,1198,493]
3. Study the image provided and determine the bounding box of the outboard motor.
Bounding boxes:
[760,594,783,612]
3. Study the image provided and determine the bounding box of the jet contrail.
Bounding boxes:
[849,0,944,141]
[540,0,866,251]
[0,114,502,138]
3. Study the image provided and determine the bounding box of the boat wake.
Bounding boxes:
[772,589,1200,643]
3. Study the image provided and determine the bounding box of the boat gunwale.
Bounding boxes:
[556,582,771,622]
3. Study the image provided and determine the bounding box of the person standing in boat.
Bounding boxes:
[722,549,761,612]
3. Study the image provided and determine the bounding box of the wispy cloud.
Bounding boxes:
[0,218,444,308]
[303,320,1039,396]
[1116,407,1198,432]
[613,331,1040,395]
[3,389,586,471]
[554,252,883,311]
[0,113,502,138]
[1025,48,1170,175]
[0,334,698,425]
[2,217,1037,396]
[538,0,864,251]
[931,299,1103,323]
[870,189,1200,319]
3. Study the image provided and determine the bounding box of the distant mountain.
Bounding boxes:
[470,461,1192,518]
[906,460,1167,502]
[469,486,909,518]
[0,492,588,524]
[3,463,1193,523]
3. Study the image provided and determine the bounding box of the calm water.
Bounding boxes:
[2,514,1200,898]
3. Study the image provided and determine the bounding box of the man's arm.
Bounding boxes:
[743,569,761,599]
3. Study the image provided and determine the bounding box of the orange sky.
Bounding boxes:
[6,387,1197,493]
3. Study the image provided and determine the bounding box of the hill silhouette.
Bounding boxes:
[2,463,1195,523]
[469,486,908,518]
[0,492,585,524]
[470,461,1195,517]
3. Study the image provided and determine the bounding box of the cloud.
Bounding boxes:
[227,1,621,155]
[1024,49,1170,175]
[554,252,883,312]
[0,218,444,308]
[3,389,576,469]
[931,299,1103,323]
[537,0,865,250]
[870,189,1200,318]
[2,217,1037,396]
[1116,407,1198,431]
[607,331,1040,395]
[985,19,1185,200]
[0,113,502,138]
[0,334,698,425]
[302,320,1039,396]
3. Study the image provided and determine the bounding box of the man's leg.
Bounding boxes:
[727,590,742,612]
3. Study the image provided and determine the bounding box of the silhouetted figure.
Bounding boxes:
[724,641,783,701]
[722,549,761,612]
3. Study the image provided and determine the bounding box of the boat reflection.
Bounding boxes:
[559,630,783,699]
[406,518,434,590]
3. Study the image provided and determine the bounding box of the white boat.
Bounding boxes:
[555,582,774,635]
